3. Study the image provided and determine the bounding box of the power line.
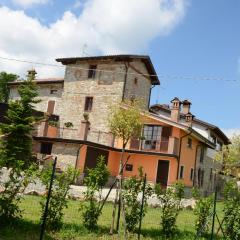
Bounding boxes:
[0,55,239,83]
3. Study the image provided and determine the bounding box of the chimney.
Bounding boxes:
[185,112,195,127]
[182,100,191,115]
[170,97,181,122]
[27,69,37,80]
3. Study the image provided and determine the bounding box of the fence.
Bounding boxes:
[0,162,237,240]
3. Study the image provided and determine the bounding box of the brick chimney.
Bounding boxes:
[27,69,37,80]
[182,100,191,115]
[185,112,195,127]
[170,97,181,122]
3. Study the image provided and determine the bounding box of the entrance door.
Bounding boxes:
[84,146,109,172]
[156,160,169,186]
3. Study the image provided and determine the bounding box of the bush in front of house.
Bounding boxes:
[79,155,109,230]
[155,182,184,238]
[192,187,213,237]
[223,179,240,240]
[122,166,153,233]
[40,165,79,231]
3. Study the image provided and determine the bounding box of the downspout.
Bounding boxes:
[148,85,156,109]
[122,62,129,101]
[176,128,193,180]
[75,144,84,169]
[193,145,201,187]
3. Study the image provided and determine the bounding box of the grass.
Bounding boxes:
[0,195,225,240]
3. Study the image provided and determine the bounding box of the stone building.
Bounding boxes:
[6,55,230,193]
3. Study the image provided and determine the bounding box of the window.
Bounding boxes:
[180,166,184,179]
[40,142,53,155]
[201,170,204,187]
[187,138,192,148]
[84,97,93,111]
[210,168,213,181]
[190,168,194,181]
[125,164,133,171]
[200,147,204,163]
[216,140,223,151]
[142,125,162,150]
[210,133,217,144]
[134,77,138,85]
[88,65,97,79]
[50,89,57,94]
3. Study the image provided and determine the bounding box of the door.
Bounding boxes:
[84,146,109,172]
[156,160,169,186]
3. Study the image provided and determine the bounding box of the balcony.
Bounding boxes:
[130,136,179,155]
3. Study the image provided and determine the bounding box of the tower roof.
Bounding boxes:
[56,54,160,85]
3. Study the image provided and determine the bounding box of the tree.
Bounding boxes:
[108,100,144,237]
[0,72,18,103]
[0,71,40,224]
[215,135,240,176]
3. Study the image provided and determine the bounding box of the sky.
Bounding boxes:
[0,0,239,136]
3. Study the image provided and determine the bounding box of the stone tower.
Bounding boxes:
[56,55,160,145]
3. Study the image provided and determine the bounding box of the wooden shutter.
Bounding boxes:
[160,126,172,152]
[47,100,55,114]
[130,138,140,150]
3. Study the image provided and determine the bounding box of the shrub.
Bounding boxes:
[192,188,213,236]
[80,155,109,230]
[155,182,184,238]
[40,165,79,231]
[64,122,74,128]
[122,167,153,232]
[223,180,240,240]
[0,166,37,226]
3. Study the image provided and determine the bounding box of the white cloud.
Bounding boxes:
[223,128,240,138]
[0,0,188,78]
[12,0,49,8]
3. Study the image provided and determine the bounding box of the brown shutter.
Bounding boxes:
[160,126,172,152]
[130,138,140,150]
[47,100,55,114]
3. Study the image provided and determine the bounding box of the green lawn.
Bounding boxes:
[0,195,225,240]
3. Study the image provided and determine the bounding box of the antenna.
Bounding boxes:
[82,44,88,57]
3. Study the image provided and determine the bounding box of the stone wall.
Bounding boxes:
[59,59,152,144]
[9,83,63,116]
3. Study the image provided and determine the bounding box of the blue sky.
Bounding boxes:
[0,0,239,134]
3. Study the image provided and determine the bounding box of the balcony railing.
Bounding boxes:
[130,137,179,155]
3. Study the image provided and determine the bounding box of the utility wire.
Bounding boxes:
[0,55,238,83]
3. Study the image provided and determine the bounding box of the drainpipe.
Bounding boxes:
[176,128,193,180]
[122,62,129,101]
[148,85,156,109]
[193,145,201,187]
[75,144,84,169]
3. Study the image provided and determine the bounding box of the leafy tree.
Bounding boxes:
[0,72,18,103]
[0,72,40,224]
[80,155,109,230]
[108,100,144,235]
[108,100,143,150]
[215,135,240,176]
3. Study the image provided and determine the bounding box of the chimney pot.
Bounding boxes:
[27,69,37,80]
[170,97,181,122]
[182,99,191,114]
